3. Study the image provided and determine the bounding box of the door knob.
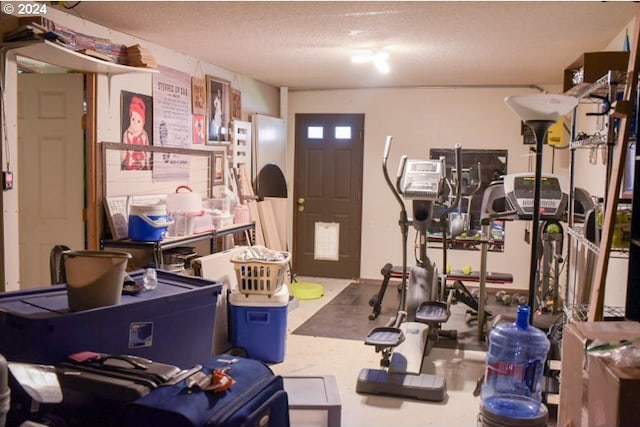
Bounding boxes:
[297,198,305,205]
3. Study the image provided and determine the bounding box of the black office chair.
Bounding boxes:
[49,245,71,285]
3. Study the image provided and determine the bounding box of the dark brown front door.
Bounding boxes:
[293,114,365,279]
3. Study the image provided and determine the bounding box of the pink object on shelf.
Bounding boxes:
[234,204,250,224]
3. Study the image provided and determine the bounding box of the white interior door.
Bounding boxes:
[18,73,85,289]
[252,114,286,178]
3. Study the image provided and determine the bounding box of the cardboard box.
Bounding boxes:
[559,321,640,427]
[563,51,630,93]
[588,354,640,427]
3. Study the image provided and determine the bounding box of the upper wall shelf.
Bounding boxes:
[563,51,629,93]
[564,69,628,99]
[2,39,158,75]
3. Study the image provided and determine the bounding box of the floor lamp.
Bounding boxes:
[504,94,578,321]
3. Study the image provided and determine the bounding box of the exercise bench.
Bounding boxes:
[445,270,513,324]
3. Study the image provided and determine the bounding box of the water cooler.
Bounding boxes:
[229,284,289,363]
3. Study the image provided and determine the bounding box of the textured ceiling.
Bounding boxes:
[57,1,637,90]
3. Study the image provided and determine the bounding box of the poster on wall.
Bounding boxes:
[193,114,205,144]
[152,66,192,181]
[120,91,153,171]
[191,77,206,115]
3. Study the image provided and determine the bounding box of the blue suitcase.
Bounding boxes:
[121,355,290,427]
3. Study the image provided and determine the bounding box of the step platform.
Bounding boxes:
[356,368,446,402]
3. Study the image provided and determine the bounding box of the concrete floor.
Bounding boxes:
[270,276,491,427]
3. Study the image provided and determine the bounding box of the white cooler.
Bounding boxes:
[229,284,289,363]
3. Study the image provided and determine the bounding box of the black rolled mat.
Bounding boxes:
[292,282,525,351]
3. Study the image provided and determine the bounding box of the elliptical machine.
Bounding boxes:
[356,136,459,402]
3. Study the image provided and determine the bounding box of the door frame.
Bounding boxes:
[1,58,97,290]
[86,73,100,250]
[292,113,365,279]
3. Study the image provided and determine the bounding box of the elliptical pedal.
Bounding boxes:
[364,326,405,348]
[415,301,450,324]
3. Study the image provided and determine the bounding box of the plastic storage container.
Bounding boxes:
[229,284,289,363]
[165,185,204,215]
[0,270,222,368]
[481,305,550,419]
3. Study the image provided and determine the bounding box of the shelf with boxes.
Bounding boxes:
[2,15,159,73]
[563,51,629,94]
[1,39,159,75]
[100,141,255,271]
[564,54,633,322]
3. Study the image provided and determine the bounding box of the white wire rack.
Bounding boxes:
[565,225,627,322]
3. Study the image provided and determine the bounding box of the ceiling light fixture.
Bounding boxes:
[351,49,390,74]
[351,49,374,64]
[373,52,390,74]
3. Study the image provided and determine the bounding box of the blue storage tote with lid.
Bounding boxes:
[481,305,550,420]
[229,284,288,363]
[0,270,222,368]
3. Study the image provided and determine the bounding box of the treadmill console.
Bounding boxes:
[400,159,444,200]
[503,173,568,220]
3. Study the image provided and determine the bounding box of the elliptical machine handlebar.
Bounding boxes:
[382,136,410,315]
[382,136,406,212]
[382,135,393,161]
[396,155,408,197]
[440,143,464,219]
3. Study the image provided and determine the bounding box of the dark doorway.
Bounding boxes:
[293,114,365,279]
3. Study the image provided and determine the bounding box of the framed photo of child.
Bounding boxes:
[120,91,153,171]
[206,75,230,144]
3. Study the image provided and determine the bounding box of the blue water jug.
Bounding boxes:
[481,305,550,419]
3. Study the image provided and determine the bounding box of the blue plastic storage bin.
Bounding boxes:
[229,285,288,363]
[0,270,222,368]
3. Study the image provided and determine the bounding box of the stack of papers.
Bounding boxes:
[126,44,158,68]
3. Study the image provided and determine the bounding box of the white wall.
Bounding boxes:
[287,85,566,290]
[285,15,637,299]
[1,8,280,291]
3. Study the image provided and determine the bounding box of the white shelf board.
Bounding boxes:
[5,40,158,75]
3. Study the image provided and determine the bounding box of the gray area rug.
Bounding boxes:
[292,282,519,351]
